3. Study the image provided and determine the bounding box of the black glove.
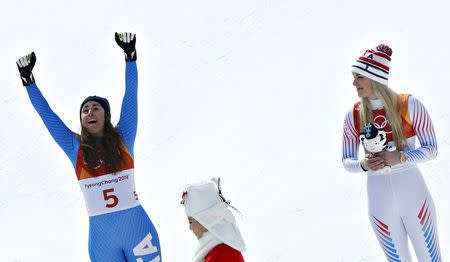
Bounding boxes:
[16,52,36,86]
[115,32,137,62]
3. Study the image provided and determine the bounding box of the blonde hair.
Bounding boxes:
[359,80,408,150]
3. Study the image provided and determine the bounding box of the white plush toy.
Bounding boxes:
[359,123,396,173]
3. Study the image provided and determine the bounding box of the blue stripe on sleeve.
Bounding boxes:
[404,96,437,164]
[342,110,365,173]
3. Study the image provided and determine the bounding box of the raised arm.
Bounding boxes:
[17,52,79,167]
[115,32,138,157]
[404,96,438,163]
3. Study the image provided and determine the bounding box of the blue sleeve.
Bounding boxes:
[26,83,80,167]
[116,61,138,157]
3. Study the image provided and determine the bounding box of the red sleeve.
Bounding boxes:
[204,244,244,262]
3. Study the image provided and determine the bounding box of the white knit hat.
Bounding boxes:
[351,44,393,86]
[182,178,246,252]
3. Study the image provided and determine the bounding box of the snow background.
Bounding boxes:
[1,0,449,261]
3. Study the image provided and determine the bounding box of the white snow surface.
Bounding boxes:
[1,0,450,261]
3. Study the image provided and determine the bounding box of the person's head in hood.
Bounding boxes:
[181,178,246,262]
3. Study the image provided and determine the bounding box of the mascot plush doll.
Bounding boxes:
[359,123,396,173]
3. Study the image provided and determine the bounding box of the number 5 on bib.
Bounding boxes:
[103,188,119,208]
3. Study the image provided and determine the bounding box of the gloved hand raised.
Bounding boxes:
[115,32,137,62]
[16,52,36,86]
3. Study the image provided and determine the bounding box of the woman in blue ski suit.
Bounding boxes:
[16,32,161,262]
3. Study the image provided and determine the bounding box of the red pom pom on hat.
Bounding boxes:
[376,44,393,57]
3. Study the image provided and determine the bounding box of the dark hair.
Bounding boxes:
[78,114,122,172]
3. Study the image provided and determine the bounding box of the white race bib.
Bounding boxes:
[78,169,140,216]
